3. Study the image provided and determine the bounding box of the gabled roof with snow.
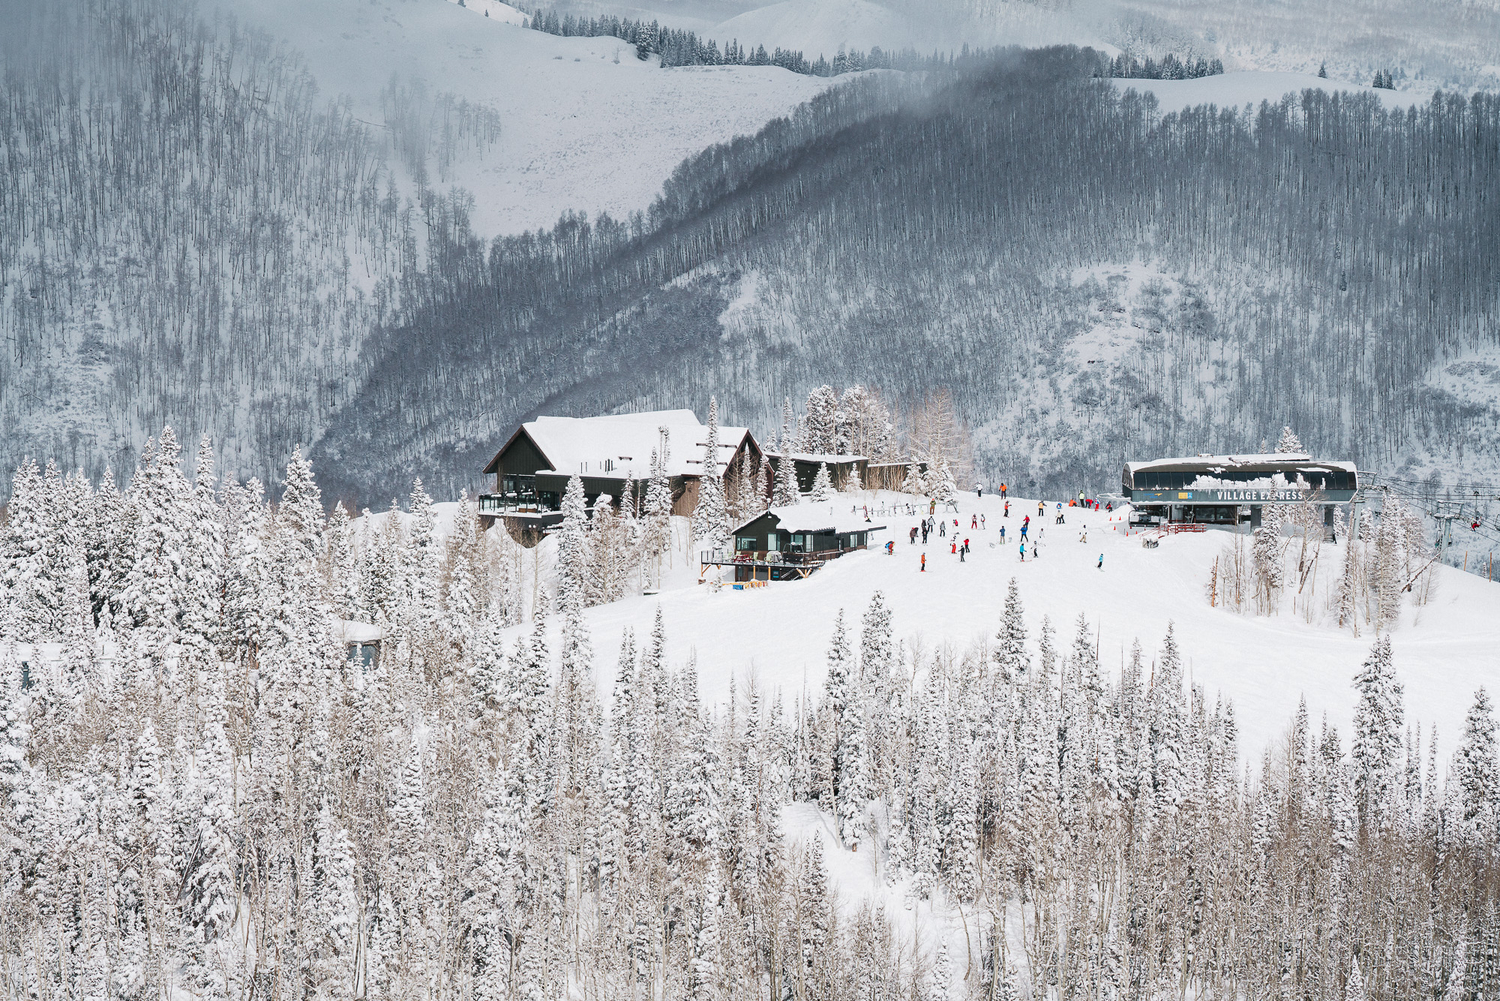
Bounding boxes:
[734,502,886,536]
[492,410,756,480]
[764,451,870,464]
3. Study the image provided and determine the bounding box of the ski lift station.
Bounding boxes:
[1123,453,1359,529]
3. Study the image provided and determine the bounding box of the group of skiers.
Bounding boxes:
[905,485,1106,570]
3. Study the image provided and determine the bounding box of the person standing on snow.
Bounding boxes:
[1000,483,1007,499]
[971,515,978,530]
[1038,500,1045,517]
[1004,501,1010,518]
[980,514,986,530]
[921,553,927,572]
[1019,542,1027,562]
[1097,553,1104,570]
[1000,525,1006,542]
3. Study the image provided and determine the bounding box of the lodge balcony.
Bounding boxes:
[477,494,564,530]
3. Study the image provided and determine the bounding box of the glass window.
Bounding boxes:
[792,534,805,550]
[736,537,756,551]
[767,535,780,552]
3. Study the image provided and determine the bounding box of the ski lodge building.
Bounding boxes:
[1123,453,1359,528]
[479,410,762,536]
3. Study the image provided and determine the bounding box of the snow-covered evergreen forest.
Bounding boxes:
[2,434,1498,998]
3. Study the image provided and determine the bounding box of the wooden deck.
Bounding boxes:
[698,548,856,583]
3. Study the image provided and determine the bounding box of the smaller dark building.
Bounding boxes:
[707,504,885,582]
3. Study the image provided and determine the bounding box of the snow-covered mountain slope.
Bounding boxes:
[711,0,926,55]
[220,0,840,235]
[495,491,1499,766]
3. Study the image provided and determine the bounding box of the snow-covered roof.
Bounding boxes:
[765,451,869,463]
[736,502,886,536]
[335,620,385,644]
[512,410,754,480]
[1125,453,1356,474]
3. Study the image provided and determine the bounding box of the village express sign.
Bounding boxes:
[1131,487,1357,504]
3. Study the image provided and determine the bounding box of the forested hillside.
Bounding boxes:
[319,47,1500,503]
[0,0,489,493]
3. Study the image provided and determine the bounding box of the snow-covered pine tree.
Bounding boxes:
[693,397,730,553]
[804,385,839,454]
[406,477,442,628]
[994,577,1030,683]
[443,493,480,646]
[1453,687,1498,848]
[1351,635,1404,832]
[774,457,800,506]
[844,463,862,494]
[1346,955,1369,1001]
[644,446,673,587]
[180,434,224,661]
[1275,426,1304,453]
[901,462,923,496]
[1252,524,1284,614]
[310,795,359,996]
[933,461,957,503]
[822,610,857,839]
[810,463,833,503]
[1,458,55,640]
[1150,623,1188,816]
[556,474,590,615]
[779,397,797,454]
[325,501,364,622]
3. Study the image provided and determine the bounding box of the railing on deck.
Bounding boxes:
[478,494,553,517]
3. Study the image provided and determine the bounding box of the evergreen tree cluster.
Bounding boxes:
[2,438,1499,995]
[519,5,1015,77]
[0,0,501,495]
[782,383,898,459]
[1100,52,1225,80]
